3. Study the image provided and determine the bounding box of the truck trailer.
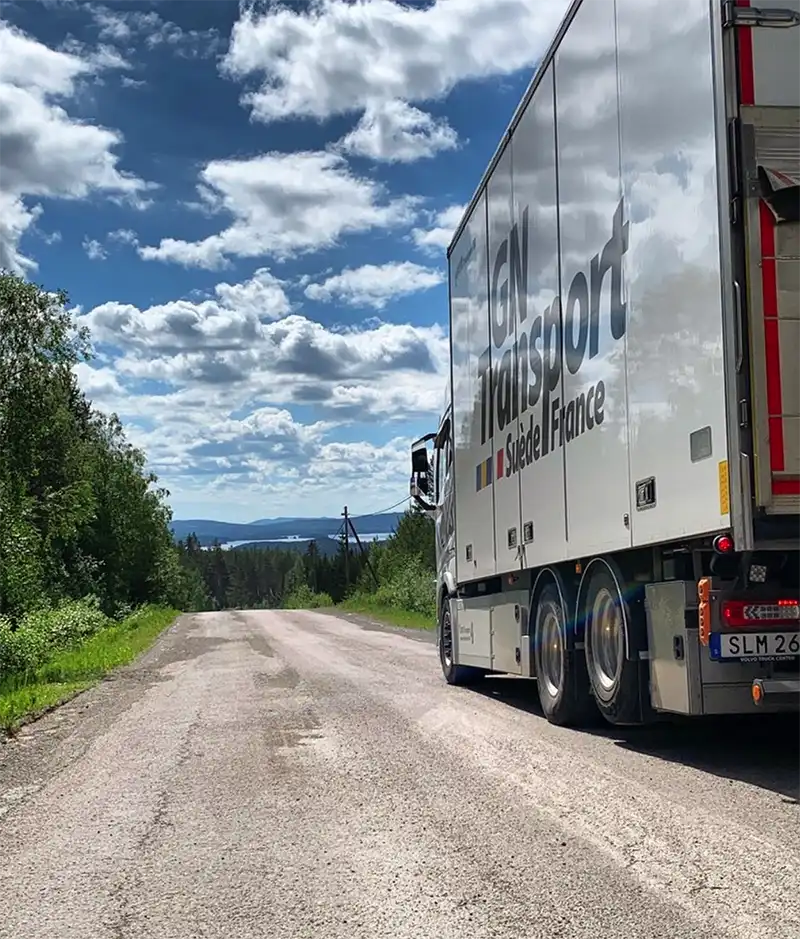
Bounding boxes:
[410,0,800,725]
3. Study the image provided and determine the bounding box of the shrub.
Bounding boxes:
[371,556,436,618]
[282,583,334,610]
[0,597,110,675]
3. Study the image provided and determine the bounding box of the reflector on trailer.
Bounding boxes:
[722,599,800,628]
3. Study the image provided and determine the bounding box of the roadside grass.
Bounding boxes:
[338,596,435,631]
[0,606,179,733]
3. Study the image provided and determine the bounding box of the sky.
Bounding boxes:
[0,0,570,522]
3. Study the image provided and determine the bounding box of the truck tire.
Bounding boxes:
[533,581,597,726]
[582,563,645,725]
[439,597,482,686]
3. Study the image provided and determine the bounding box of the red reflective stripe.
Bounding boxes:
[773,479,800,496]
[737,0,755,105]
[737,3,790,500]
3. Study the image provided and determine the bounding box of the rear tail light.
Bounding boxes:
[713,534,735,554]
[722,599,800,629]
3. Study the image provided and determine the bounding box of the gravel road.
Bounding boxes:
[0,610,798,939]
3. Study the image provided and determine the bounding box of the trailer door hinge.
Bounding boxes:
[723,1,800,28]
[739,398,750,428]
[730,195,741,226]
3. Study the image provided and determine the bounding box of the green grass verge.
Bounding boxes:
[0,605,179,733]
[338,597,435,631]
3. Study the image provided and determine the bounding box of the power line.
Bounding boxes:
[348,495,410,521]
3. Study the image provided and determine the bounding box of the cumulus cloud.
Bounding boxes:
[337,99,459,163]
[115,398,415,518]
[0,192,40,272]
[305,261,444,309]
[74,270,447,514]
[82,268,292,358]
[222,0,569,122]
[74,361,123,398]
[411,204,466,253]
[138,150,419,269]
[76,266,448,423]
[0,20,154,272]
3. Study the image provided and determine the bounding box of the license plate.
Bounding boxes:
[710,630,800,661]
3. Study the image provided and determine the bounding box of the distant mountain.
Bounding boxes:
[170,512,403,547]
[247,516,308,525]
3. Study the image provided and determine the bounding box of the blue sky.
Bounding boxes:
[0,0,568,522]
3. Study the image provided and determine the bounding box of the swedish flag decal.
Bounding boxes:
[475,455,493,492]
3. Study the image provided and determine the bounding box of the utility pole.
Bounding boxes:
[342,505,349,590]
[346,513,379,588]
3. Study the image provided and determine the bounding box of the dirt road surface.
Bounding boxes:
[0,610,798,939]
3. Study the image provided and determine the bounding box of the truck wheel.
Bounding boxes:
[533,581,596,726]
[439,597,482,686]
[582,564,644,725]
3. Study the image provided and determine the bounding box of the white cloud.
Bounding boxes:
[107,228,138,246]
[82,237,107,261]
[108,397,415,519]
[0,21,154,272]
[58,37,132,73]
[76,267,448,424]
[0,20,91,94]
[305,261,444,310]
[213,268,291,320]
[412,204,465,253]
[81,269,292,363]
[138,150,419,269]
[91,6,223,58]
[74,361,123,398]
[337,99,458,163]
[73,269,448,515]
[222,0,569,122]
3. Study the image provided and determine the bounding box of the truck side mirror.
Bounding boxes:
[411,443,430,474]
[410,431,437,513]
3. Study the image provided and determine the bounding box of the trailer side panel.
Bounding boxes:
[617,0,732,545]
[449,194,497,582]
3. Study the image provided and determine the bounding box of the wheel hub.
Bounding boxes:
[441,610,453,668]
[590,587,624,698]
[539,606,564,697]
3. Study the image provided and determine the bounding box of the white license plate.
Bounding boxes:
[713,631,800,660]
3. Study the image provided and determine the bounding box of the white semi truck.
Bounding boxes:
[410,0,800,725]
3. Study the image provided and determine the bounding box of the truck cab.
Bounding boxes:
[410,407,457,655]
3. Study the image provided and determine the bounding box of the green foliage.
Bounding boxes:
[176,506,438,625]
[282,584,334,610]
[0,605,177,732]
[173,508,436,625]
[339,596,435,631]
[0,270,200,626]
[0,598,110,674]
[370,556,436,618]
[357,507,437,620]
[175,534,365,611]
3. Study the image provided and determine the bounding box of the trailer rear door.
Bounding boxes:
[735,1,800,514]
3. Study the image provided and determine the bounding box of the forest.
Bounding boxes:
[0,268,435,699]
[175,505,436,621]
